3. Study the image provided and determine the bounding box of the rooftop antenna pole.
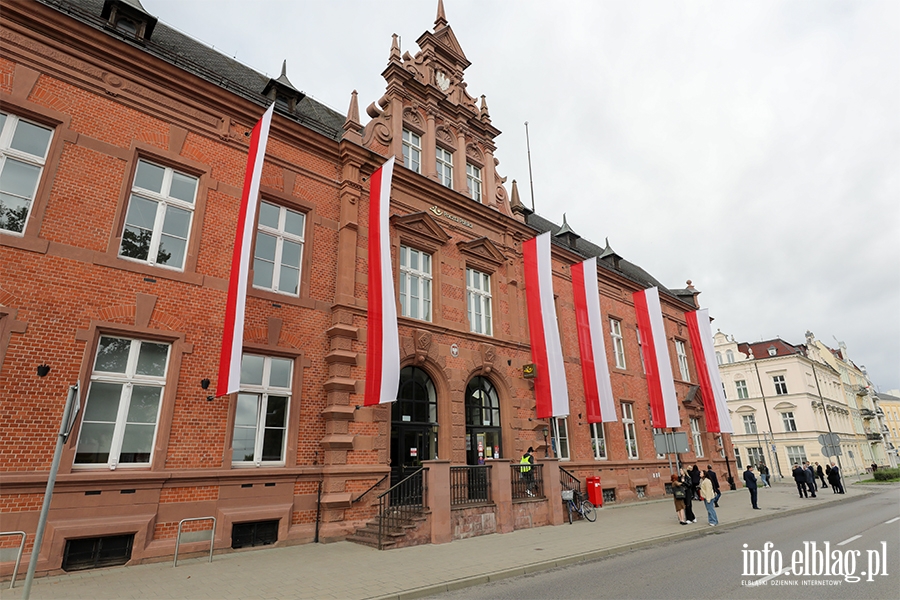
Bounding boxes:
[524,121,536,212]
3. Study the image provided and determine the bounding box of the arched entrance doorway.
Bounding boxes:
[465,376,502,465]
[391,366,438,487]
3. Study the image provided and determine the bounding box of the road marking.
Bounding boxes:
[754,569,786,585]
[885,517,900,524]
[837,535,861,546]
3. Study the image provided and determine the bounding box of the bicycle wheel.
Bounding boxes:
[581,500,597,522]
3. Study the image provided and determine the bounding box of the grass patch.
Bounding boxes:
[854,478,900,484]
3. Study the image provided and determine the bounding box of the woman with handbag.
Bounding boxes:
[680,467,696,523]
[671,474,688,525]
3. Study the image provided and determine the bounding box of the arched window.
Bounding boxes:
[716,352,722,365]
[391,367,438,487]
[465,376,502,465]
[394,366,437,425]
[726,350,735,364]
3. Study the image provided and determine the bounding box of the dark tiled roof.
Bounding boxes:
[41,0,345,141]
[737,338,805,359]
[525,213,695,307]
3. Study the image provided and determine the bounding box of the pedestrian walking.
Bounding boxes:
[828,462,845,494]
[825,464,833,491]
[519,447,535,497]
[699,470,718,526]
[816,462,827,487]
[758,463,770,488]
[792,464,808,498]
[871,462,878,473]
[743,465,760,509]
[706,464,721,507]
[803,462,817,497]
[671,474,688,525]
[680,467,696,523]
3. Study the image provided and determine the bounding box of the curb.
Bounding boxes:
[370,490,875,600]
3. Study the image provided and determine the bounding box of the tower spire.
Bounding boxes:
[435,0,448,28]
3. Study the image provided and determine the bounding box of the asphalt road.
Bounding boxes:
[432,485,900,600]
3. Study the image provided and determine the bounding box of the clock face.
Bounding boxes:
[435,71,451,92]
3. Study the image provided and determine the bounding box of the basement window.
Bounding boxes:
[62,534,134,571]
[232,520,278,549]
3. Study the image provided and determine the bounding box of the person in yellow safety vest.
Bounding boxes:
[520,446,535,497]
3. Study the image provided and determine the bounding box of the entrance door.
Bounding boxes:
[390,367,438,500]
[465,376,502,466]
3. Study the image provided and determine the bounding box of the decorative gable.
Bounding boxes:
[457,237,505,268]
[391,211,451,250]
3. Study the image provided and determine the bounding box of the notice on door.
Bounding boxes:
[409,447,417,457]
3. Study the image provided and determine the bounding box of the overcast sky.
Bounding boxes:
[144,0,899,391]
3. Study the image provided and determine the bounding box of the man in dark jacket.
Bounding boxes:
[828,462,845,494]
[804,462,817,497]
[792,464,809,498]
[743,465,760,509]
[707,464,721,507]
[690,465,702,500]
[816,463,827,487]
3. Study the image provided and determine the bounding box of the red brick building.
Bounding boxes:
[1,0,733,576]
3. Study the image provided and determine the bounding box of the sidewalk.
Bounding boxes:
[5,482,871,600]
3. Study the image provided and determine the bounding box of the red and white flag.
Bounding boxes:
[364,157,399,406]
[523,232,569,418]
[216,103,275,398]
[686,309,733,433]
[571,257,616,423]
[633,287,681,428]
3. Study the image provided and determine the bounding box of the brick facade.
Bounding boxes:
[0,0,734,578]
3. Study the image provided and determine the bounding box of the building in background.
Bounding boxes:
[871,390,899,468]
[715,332,870,479]
[1,0,731,577]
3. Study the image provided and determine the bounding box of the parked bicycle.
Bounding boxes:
[562,489,596,524]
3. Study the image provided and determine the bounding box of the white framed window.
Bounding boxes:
[74,336,170,468]
[733,447,743,469]
[726,350,735,363]
[252,201,305,296]
[716,352,722,365]
[691,417,704,458]
[399,245,432,321]
[552,417,570,460]
[590,422,607,459]
[466,163,482,202]
[676,340,690,381]
[466,267,492,336]
[436,146,453,188]
[747,446,764,467]
[232,354,293,466]
[735,379,749,399]
[611,319,626,369]
[781,411,797,432]
[119,159,198,270]
[786,445,807,465]
[716,434,726,458]
[773,375,788,396]
[622,403,639,459]
[636,328,646,373]
[742,414,757,434]
[0,112,54,235]
[402,129,421,174]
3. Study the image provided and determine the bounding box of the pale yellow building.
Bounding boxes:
[875,390,900,467]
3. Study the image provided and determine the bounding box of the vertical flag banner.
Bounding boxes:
[686,308,733,433]
[364,156,399,406]
[633,287,681,428]
[216,103,275,398]
[523,232,569,418]
[571,257,617,423]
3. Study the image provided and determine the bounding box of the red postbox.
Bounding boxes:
[586,475,602,507]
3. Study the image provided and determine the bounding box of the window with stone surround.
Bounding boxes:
[0,112,54,235]
[622,402,639,459]
[466,267,492,336]
[402,129,421,174]
[773,374,788,395]
[466,163,482,202]
[735,379,749,399]
[552,416,570,460]
[590,422,607,460]
[232,354,292,467]
[436,146,453,188]
[676,339,690,381]
[743,413,757,434]
[399,245,432,321]
[118,159,198,270]
[252,201,306,296]
[74,336,170,468]
[691,417,704,457]
[611,318,626,369]
[781,411,797,432]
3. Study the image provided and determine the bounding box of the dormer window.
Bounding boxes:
[767,346,777,356]
[102,0,158,42]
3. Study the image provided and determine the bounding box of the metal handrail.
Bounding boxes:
[173,517,216,567]
[511,463,544,499]
[0,531,26,589]
[351,474,389,504]
[559,467,582,494]
[376,468,426,550]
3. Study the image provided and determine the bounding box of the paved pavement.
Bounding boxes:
[5,480,875,600]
